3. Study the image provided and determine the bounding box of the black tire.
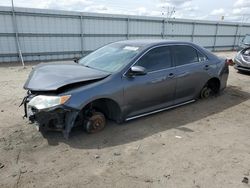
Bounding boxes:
[84,112,106,134]
[200,86,212,99]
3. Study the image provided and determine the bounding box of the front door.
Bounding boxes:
[123,46,176,118]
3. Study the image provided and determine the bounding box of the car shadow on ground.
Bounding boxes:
[42,85,250,149]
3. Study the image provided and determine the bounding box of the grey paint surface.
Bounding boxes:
[24,40,229,122]
[0,6,250,63]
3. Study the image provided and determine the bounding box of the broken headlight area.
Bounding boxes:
[21,93,79,139]
[28,95,71,111]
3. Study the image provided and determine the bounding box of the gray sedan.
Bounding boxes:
[22,40,229,138]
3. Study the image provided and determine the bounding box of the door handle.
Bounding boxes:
[150,76,166,84]
[168,73,175,78]
[178,72,189,77]
[204,65,210,70]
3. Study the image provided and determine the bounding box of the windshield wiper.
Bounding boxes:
[81,64,92,68]
[81,64,112,73]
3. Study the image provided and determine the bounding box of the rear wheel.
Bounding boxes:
[84,112,106,134]
[200,78,220,99]
[200,86,212,99]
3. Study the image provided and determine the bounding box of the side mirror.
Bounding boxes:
[127,66,147,76]
[73,57,79,63]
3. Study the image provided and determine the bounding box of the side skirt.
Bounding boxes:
[125,99,196,121]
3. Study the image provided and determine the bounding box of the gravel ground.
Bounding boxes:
[0,51,250,188]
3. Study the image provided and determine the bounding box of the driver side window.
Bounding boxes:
[136,46,172,72]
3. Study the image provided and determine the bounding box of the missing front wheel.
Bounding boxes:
[84,112,106,134]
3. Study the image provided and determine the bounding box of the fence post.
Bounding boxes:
[165,19,169,39]
[126,17,130,40]
[162,19,165,39]
[213,23,219,51]
[80,14,84,55]
[11,1,24,66]
[233,24,239,50]
[191,22,195,42]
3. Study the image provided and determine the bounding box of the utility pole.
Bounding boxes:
[160,3,175,39]
[160,4,175,18]
[11,0,25,67]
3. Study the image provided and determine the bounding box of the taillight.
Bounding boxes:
[225,59,234,66]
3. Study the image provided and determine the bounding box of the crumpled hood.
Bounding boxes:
[24,62,110,91]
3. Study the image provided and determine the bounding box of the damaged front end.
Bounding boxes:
[21,62,110,138]
[21,91,79,139]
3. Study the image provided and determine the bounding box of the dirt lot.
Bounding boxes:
[0,51,250,188]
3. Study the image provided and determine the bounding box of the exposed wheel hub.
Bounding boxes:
[84,112,106,134]
[201,87,212,99]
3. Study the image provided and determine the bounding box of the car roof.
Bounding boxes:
[113,39,219,61]
[114,39,194,48]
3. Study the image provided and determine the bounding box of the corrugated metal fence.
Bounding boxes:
[0,6,250,63]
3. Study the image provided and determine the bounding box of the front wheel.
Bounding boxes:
[84,112,106,134]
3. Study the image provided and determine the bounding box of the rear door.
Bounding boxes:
[123,46,176,118]
[172,45,211,104]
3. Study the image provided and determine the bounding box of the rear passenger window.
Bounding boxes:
[172,45,199,66]
[136,46,172,72]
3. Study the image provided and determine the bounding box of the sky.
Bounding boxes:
[1,0,250,22]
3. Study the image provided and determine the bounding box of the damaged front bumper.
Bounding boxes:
[21,93,79,139]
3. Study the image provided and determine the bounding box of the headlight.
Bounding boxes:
[236,51,241,59]
[28,95,71,110]
[235,52,243,64]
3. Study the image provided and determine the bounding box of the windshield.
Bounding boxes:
[243,35,250,44]
[78,43,141,73]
